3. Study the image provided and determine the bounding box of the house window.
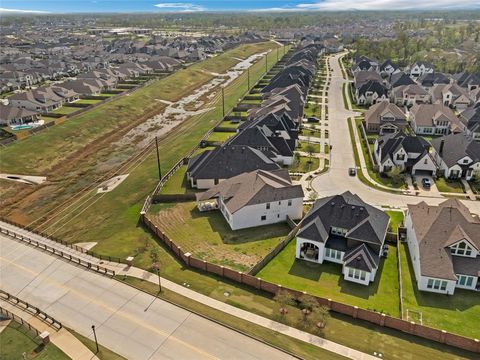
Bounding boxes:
[261,215,266,221]
[278,201,281,205]
[266,203,270,210]
[440,281,447,291]
[457,275,474,287]
[288,200,292,206]
[397,154,405,161]
[450,241,473,257]
[214,178,219,185]
[427,279,434,289]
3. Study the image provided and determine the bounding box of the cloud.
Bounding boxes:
[154,2,205,12]
[253,0,480,12]
[0,7,50,13]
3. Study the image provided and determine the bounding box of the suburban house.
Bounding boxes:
[374,131,436,175]
[416,72,450,91]
[295,192,390,286]
[453,72,480,92]
[353,70,383,89]
[392,84,430,107]
[355,80,388,106]
[352,58,378,74]
[409,61,434,78]
[195,169,304,230]
[431,83,472,110]
[378,60,400,78]
[431,133,480,180]
[405,199,480,294]
[186,145,280,189]
[8,88,61,113]
[459,103,480,141]
[409,103,462,135]
[364,101,407,134]
[0,103,39,125]
[390,71,415,89]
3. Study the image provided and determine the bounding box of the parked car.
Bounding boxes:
[307,116,320,123]
[421,178,431,189]
[349,167,356,176]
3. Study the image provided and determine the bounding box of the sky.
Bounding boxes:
[1,0,479,13]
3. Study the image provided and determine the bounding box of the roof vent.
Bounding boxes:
[351,206,355,210]
[356,256,361,261]
[360,207,364,211]
[331,202,335,206]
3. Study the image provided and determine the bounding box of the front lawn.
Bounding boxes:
[288,156,320,173]
[399,243,480,339]
[150,201,291,272]
[257,240,401,317]
[297,141,320,153]
[435,178,465,193]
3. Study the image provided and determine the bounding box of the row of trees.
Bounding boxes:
[274,290,331,329]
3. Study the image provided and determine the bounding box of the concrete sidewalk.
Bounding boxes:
[1,220,376,360]
[0,299,98,360]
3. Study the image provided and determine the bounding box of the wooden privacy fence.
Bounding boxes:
[142,214,480,354]
[0,290,62,330]
[0,226,116,278]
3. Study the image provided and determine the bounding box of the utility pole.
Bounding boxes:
[155,136,162,181]
[91,325,99,353]
[276,47,279,61]
[247,67,250,90]
[222,87,225,118]
[265,54,268,74]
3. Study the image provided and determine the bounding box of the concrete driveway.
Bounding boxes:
[0,235,295,360]
[413,174,441,197]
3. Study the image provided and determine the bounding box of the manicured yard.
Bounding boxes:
[399,242,480,339]
[435,178,465,193]
[216,120,242,129]
[159,165,200,195]
[301,128,321,137]
[75,99,103,105]
[385,210,404,233]
[150,201,291,272]
[40,115,59,123]
[288,156,320,173]
[297,140,320,153]
[51,106,81,115]
[257,240,401,317]
[304,105,322,118]
[207,131,236,142]
[0,321,69,360]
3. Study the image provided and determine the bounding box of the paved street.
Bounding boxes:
[0,234,295,360]
[311,53,480,214]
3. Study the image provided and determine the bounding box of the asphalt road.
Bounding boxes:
[311,53,480,214]
[0,234,295,360]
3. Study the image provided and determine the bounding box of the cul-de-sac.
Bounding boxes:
[0,4,479,360]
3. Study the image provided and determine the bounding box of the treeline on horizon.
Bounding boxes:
[2,10,480,29]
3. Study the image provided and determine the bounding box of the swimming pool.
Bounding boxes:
[11,124,33,131]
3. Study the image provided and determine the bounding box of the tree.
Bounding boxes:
[274,290,295,318]
[298,294,319,321]
[315,306,331,329]
[305,143,316,165]
[386,166,405,186]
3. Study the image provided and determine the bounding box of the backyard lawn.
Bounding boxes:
[435,178,465,193]
[216,120,242,129]
[207,131,236,142]
[289,156,320,173]
[399,242,480,339]
[0,322,69,360]
[150,201,291,272]
[297,140,321,153]
[385,210,404,233]
[51,106,81,115]
[159,165,200,195]
[75,99,103,105]
[257,240,401,317]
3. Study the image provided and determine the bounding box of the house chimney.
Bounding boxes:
[439,139,445,155]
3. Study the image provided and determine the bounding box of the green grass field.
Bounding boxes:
[0,322,69,360]
[385,210,404,233]
[207,131,236,142]
[257,240,401,317]
[298,141,320,153]
[399,243,480,339]
[435,178,465,193]
[159,165,200,195]
[0,42,278,174]
[289,156,320,173]
[51,106,81,115]
[150,201,290,272]
[75,99,103,105]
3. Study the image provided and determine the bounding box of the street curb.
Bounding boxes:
[115,277,303,360]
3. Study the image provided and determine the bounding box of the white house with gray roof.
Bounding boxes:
[196,169,304,230]
[431,133,480,180]
[295,192,389,286]
[405,199,480,294]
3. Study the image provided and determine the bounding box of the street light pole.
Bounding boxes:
[91,325,99,353]
[155,136,162,181]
